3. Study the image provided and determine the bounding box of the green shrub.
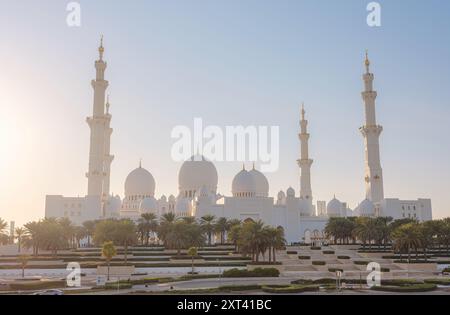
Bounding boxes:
[286,251,298,255]
[218,285,261,292]
[353,261,369,266]
[328,268,343,273]
[323,251,335,255]
[380,279,423,286]
[424,278,450,285]
[312,261,326,266]
[371,283,437,293]
[298,256,311,260]
[222,268,280,278]
[9,280,66,291]
[337,256,350,260]
[310,246,321,250]
[101,282,133,290]
[262,284,319,294]
[443,268,450,273]
[381,268,390,272]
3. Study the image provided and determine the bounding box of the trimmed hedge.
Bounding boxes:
[262,284,320,294]
[298,256,311,260]
[310,247,322,250]
[371,283,437,293]
[9,280,66,291]
[424,278,450,285]
[312,261,326,266]
[286,251,298,255]
[337,256,350,260]
[328,268,344,273]
[323,251,335,255]
[353,261,369,266]
[222,268,280,278]
[218,284,261,292]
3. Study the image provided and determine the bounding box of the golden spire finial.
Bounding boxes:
[99,35,104,60]
[365,49,370,73]
[301,102,305,121]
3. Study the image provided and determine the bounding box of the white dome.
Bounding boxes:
[140,197,158,213]
[357,199,375,217]
[178,155,218,197]
[286,187,295,197]
[168,195,176,203]
[249,167,269,197]
[232,168,256,197]
[327,197,343,217]
[125,166,155,197]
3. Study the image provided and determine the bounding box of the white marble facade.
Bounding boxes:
[45,42,432,243]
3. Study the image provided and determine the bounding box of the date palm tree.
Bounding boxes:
[187,247,198,275]
[82,220,96,247]
[15,227,25,253]
[200,215,216,245]
[114,220,137,264]
[392,223,422,263]
[102,241,117,281]
[215,217,229,245]
[141,213,158,245]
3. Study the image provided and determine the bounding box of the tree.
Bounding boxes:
[15,227,26,253]
[266,227,286,263]
[0,219,8,245]
[391,223,422,263]
[157,213,178,246]
[102,241,117,281]
[228,224,242,252]
[114,220,137,264]
[187,247,198,275]
[18,255,30,278]
[200,215,216,245]
[353,217,378,249]
[215,217,229,245]
[82,220,97,247]
[140,213,158,245]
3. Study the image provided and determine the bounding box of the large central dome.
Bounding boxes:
[178,155,218,198]
[124,165,156,198]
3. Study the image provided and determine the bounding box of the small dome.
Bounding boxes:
[178,155,218,196]
[232,168,256,197]
[168,195,176,203]
[277,191,286,200]
[140,197,158,213]
[286,187,295,197]
[249,167,269,197]
[125,165,155,197]
[160,195,167,202]
[357,199,375,217]
[327,197,342,217]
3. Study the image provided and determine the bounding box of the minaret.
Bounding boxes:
[360,51,384,204]
[102,95,114,201]
[297,104,313,207]
[86,36,110,198]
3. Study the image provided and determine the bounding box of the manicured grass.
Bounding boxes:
[371,283,437,293]
[222,268,280,278]
[261,284,320,294]
[8,280,66,291]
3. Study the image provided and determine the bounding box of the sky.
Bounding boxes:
[0,0,449,226]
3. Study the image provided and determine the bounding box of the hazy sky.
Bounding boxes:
[1,0,449,226]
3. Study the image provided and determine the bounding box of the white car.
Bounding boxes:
[32,289,64,296]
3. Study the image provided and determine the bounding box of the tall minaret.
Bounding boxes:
[297,104,313,207]
[102,95,114,201]
[360,51,384,204]
[86,36,111,198]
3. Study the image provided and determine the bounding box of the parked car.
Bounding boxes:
[31,289,64,296]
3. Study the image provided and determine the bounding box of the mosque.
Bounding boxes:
[45,41,432,244]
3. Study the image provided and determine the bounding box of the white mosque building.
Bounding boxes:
[45,42,432,244]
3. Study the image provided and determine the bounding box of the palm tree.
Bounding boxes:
[0,219,8,244]
[0,218,7,234]
[14,227,25,253]
[391,223,422,263]
[114,220,137,264]
[200,215,216,245]
[187,247,198,275]
[82,220,96,247]
[266,227,286,263]
[215,217,229,245]
[353,217,378,249]
[228,224,241,252]
[141,213,158,245]
[23,221,41,256]
[102,241,117,281]
[158,213,178,247]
